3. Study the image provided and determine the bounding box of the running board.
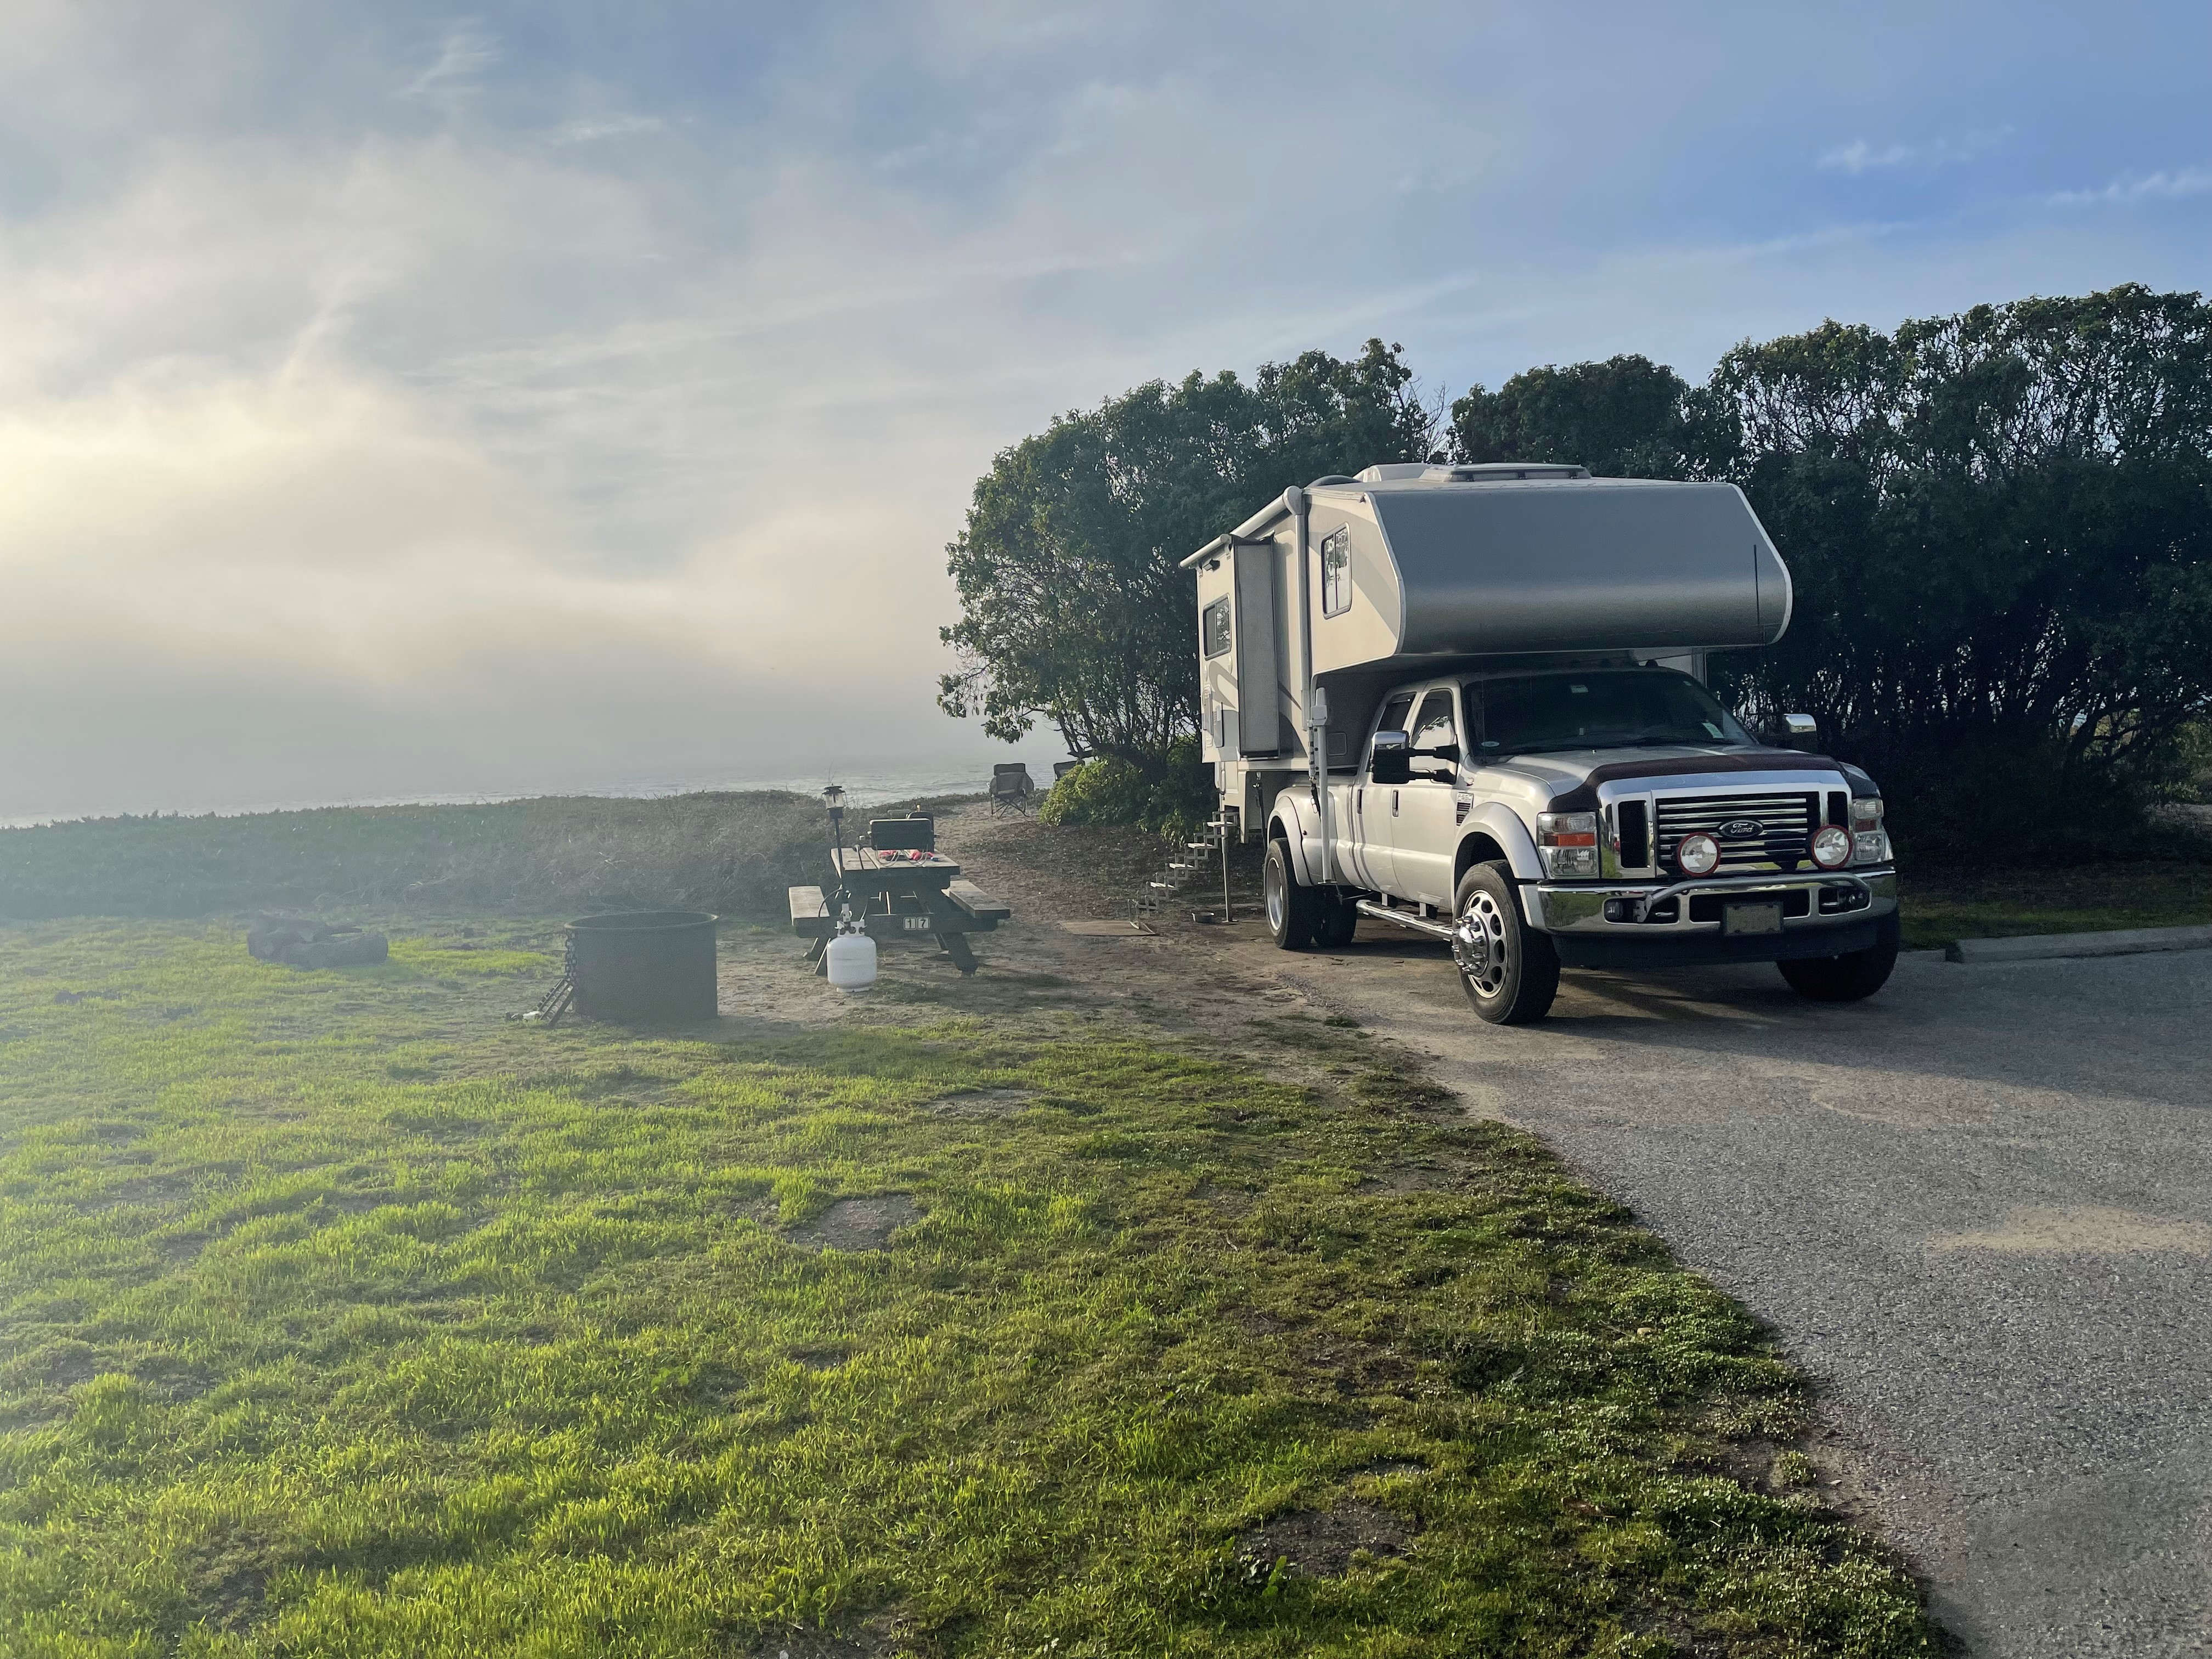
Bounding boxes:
[1355,900,1453,940]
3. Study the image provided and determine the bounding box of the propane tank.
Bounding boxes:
[826,927,877,990]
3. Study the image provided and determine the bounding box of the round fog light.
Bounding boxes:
[1675,832,1720,876]
[1809,823,1853,870]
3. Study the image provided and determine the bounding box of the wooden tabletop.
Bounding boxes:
[834,847,961,879]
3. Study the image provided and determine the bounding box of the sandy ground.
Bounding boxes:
[712,802,2212,1658]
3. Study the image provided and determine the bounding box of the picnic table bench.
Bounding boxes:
[788,844,1010,975]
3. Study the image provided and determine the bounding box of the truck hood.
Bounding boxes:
[1474,744,1872,811]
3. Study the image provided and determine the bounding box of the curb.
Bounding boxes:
[1945,923,2212,965]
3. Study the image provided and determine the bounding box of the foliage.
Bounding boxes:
[1895,859,2212,950]
[1451,354,1699,477]
[0,792,830,922]
[0,920,1938,1655]
[950,286,2212,860]
[939,341,1442,780]
[1701,286,2212,856]
[1038,738,1217,839]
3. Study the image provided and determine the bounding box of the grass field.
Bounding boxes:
[0,919,1938,1657]
[0,794,838,924]
[1896,860,2212,950]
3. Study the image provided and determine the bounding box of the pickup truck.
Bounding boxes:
[1184,462,1898,1024]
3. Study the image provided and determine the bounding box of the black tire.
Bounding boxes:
[1778,911,1900,1002]
[1263,838,1323,950]
[1452,861,1560,1025]
[1314,891,1360,949]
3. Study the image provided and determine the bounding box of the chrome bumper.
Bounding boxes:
[1526,869,1898,935]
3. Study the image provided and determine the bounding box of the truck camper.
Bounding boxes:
[1183,462,1897,1024]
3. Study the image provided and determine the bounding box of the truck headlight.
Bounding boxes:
[1809,824,1853,870]
[1537,811,1599,879]
[1854,830,1889,864]
[1850,797,1884,832]
[1674,832,1721,876]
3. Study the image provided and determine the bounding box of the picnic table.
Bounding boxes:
[788,845,1010,975]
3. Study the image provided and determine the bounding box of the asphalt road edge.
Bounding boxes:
[1944,922,2212,964]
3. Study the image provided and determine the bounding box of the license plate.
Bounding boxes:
[1723,902,1784,936]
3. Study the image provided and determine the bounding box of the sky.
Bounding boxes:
[3,0,2209,822]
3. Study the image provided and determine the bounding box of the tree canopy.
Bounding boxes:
[941,289,2212,856]
[1451,353,1696,478]
[1700,287,2212,851]
[938,340,1438,775]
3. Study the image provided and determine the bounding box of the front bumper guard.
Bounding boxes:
[1527,869,1898,935]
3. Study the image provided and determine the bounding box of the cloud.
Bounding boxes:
[550,114,666,145]
[1818,128,2010,174]
[397,19,498,102]
[2048,165,2212,208]
[5,0,2211,821]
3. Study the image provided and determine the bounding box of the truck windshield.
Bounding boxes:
[1464,670,1753,755]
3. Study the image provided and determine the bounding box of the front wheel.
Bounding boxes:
[1452,862,1560,1024]
[1778,912,1900,1002]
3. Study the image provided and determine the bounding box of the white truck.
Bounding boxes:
[1183,462,1898,1024]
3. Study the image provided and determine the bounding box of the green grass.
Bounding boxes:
[0,921,1938,1657]
[1897,860,2212,950]
[0,794,835,924]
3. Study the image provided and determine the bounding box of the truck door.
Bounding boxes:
[1391,687,1463,907]
[1343,692,1414,893]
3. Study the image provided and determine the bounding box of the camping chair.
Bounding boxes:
[1052,760,1082,780]
[989,764,1035,817]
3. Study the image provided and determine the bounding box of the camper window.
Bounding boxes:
[1319,527,1352,617]
[1201,595,1232,658]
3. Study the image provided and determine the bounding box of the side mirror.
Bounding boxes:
[1369,729,1411,785]
[1414,742,1460,764]
[1751,712,1819,751]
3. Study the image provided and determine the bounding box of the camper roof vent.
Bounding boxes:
[1351,461,1590,484]
[1421,461,1589,482]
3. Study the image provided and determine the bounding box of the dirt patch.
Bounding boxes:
[745,1630,882,1659]
[1355,1163,1459,1195]
[1237,1500,1412,1577]
[923,1087,1034,1118]
[785,1194,920,1253]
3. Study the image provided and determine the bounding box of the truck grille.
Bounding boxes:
[1654,792,1816,874]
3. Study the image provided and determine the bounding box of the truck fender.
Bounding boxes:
[1457,803,1545,885]
[1267,791,1324,887]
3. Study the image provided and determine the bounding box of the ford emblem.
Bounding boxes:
[1716,817,1765,839]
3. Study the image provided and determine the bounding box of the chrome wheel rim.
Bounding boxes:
[1265,859,1287,933]
[1454,889,1509,996]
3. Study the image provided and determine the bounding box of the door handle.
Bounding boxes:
[1391,789,1400,815]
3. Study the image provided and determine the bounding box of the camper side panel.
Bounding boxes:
[1308,502,1403,677]
[1232,543,1282,757]
[1197,557,1237,763]
[1378,481,1784,656]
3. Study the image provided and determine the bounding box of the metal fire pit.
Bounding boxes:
[565,911,718,1023]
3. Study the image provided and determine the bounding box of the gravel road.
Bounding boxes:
[1218,926,2212,1657]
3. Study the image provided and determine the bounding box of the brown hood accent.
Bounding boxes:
[1545,749,1840,813]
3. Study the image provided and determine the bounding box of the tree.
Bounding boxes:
[1703,286,2212,855]
[1451,354,1695,477]
[939,340,1440,778]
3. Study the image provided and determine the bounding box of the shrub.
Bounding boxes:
[1039,740,1216,840]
